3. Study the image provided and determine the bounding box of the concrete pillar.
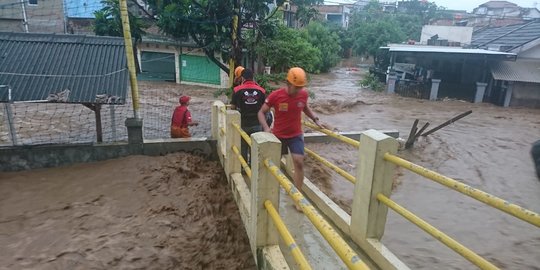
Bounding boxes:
[503,82,514,107]
[125,118,143,144]
[430,79,441,101]
[174,51,181,84]
[225,110,241,181]
[475,82,488,103]
[249,132,281,264]
[386,75,397,94]
[351,129,398,241]
[211,101,224,140]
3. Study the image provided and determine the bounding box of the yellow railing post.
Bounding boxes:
[211,101,223,140]
[225,110,241,180]
[250,132,282,265]
[351,129,399,241]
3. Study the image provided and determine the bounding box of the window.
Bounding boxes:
[28,0,38,5]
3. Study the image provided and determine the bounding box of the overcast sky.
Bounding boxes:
[326,0,539,12]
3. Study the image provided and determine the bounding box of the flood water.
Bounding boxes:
[305,60,540,269]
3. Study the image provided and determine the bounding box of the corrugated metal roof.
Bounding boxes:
[491,59,540,83]
[471,21,540,50]
[386,45,516,56]
[0,32,128,104]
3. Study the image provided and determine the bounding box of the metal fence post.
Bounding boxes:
[225,110,241,181]
[110,105,117,141]
[2,85,18,146]
[351,129,398,241]
[250,132,281,265]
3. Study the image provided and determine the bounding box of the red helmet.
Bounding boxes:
[179,96,190,104]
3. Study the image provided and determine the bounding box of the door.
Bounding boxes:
[139,51,176,81]
[180,54,221,85]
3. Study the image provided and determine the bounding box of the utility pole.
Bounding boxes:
[20,0,29,33]
[119,0,141,119]
[229,1,240,88]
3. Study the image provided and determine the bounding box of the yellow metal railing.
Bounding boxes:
[264,159,370,270]
[303,121,360,148]
[304,147,356,184]
[384,153,540,228]
[232,145,252,178]
[377,193,499,270]
[220,127,226,137]
[264,200,312,270]
[232,123,252,146]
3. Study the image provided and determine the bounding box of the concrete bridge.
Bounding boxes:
[212,101,540,270]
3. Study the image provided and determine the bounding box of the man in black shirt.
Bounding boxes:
[231,68,267,164]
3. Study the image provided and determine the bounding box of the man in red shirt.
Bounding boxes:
[171,95,198,138]
[258,67,323,208]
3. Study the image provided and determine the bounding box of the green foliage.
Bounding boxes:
[256,25,322,73]
[349,0,445,57]
[303,22,342,73]
[351,17,405,57]
[93,0,147,41]
[360,73,384,92]
[148,0,323,74]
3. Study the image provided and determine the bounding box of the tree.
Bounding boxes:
[93,0,148,42]
[302,22,341,72]
[350,1,405,58]
[255,25,321,73]
[146,0,323,75]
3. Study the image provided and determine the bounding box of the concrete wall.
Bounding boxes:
[510,82,540,108]
[25,0,65,33]
[518,43,540,59]
[0,139,217,172]
[420,25,473,45]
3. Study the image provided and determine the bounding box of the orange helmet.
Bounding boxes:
[234,66,245,78]
[287,67,307,87]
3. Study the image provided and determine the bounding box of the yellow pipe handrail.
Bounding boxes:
[232,145,252,179]
[264,200,312,270]
[220,106,227,113]
[303,121,360,148]
[264,159,369,270]
[305,147,356,184]
[377,193,499,270]
[220,127,226,137]
[384,153,540,228]
[232,123,252,147]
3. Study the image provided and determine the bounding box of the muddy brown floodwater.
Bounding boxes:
[0,153,255,270]
[304,61,540,269]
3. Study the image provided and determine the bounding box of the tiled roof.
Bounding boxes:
[0,32,128,104]
[471,21,540,51]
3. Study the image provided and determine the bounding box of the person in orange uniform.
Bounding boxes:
[171,95,198,138]
[257,67,323,210]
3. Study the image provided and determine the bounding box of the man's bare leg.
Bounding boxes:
[291,153,304,212]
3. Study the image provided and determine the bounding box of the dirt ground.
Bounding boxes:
[0,153,255,270]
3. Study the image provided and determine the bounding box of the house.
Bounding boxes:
[0,0,65,33]
[137,35,229,88]
[315,5,351,28]
[471,20,540,108]
[380,44,516,103]
[64,0,150,35]
[468,1,540,28]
